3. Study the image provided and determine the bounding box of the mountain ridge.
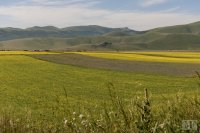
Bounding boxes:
[0,25,138,41]
[0,21,200,51]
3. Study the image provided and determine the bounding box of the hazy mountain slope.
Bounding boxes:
[0,21,200,50]
[0,38,71,50]
[0,35,149,50]
[147,34,200,50]
[61,25,113,36]
[26,26,60,31]
[0,25,137,41]
[1,33,198,51]
[151,21,200,34]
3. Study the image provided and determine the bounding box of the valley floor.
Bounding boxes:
[0,51,199,132]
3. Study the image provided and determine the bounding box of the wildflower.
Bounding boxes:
[81,120,87,125]
[16,118,20,122]
[64,119,68,125]
[96,119,101,123]
[109,111,114,115]
[79,114,84,119]
[9,120,13,127]
[159,123,165,129]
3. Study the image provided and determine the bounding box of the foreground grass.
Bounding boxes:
[1,88,200,133]
[74,51,200,64]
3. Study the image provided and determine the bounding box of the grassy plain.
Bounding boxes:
[0,51,199,132]
[0,51,58,55]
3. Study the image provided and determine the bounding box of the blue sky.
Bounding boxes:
[0,0,200,30]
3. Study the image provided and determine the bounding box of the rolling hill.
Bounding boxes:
[0,21,200,50]
[0,25,137,41]
[151,21,200,34]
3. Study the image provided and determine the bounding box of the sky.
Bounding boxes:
[0,0,200,30]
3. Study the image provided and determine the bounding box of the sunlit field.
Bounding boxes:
[74,51,200,64]
[0,51,199,132]
[1,54,198,110]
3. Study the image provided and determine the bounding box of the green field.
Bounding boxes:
[0,51,200,132]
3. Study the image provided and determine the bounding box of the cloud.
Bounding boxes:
[19,0,99,6]
[0,2,199,30]
[160,6,181,13]
[140,0,167,7]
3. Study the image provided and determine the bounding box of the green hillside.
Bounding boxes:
[151,21,200,34]
[148,34,200,50]
[0,21,200,50]
[0,25,136,41]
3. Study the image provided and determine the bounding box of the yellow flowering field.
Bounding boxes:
[73,51,200,64]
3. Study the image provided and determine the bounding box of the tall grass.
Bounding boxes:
[0,76,200,133]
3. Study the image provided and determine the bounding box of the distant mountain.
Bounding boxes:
[0,25,137,41]
[26,26,60,31]
[0,21,200,51]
